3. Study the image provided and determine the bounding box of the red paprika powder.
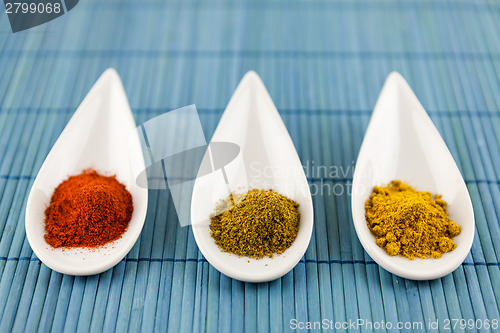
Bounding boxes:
[44,169,133,248]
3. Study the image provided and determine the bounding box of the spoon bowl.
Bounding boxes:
[191,71,313,282]
[351,72,474,280]
[25,69,148,276]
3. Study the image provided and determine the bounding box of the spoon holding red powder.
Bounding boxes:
[44,169,134,248]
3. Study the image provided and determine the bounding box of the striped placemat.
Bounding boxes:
[0,0,499,331]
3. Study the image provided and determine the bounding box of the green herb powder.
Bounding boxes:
[210,189,300,258]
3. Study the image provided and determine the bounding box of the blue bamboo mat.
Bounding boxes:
[0,0,499,332]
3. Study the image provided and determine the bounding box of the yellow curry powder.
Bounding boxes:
[365,180,461,259]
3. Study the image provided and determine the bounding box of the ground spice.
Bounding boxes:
[44,169,133,248]
[365,180,461,259]
[210,189,300,258]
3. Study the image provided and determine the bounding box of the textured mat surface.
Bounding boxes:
[0,0,499,332]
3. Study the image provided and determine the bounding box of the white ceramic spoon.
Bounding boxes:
[352,72,474,280]
[191,71,314,282]
[25,69,148,276]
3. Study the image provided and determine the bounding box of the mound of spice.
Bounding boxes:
[44,169,133,248]
[365,180,461,259]
[210,189,300,259]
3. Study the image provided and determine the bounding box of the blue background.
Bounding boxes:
[0,0,499,332]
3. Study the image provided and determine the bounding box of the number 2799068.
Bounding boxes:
[5,2,61,14]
